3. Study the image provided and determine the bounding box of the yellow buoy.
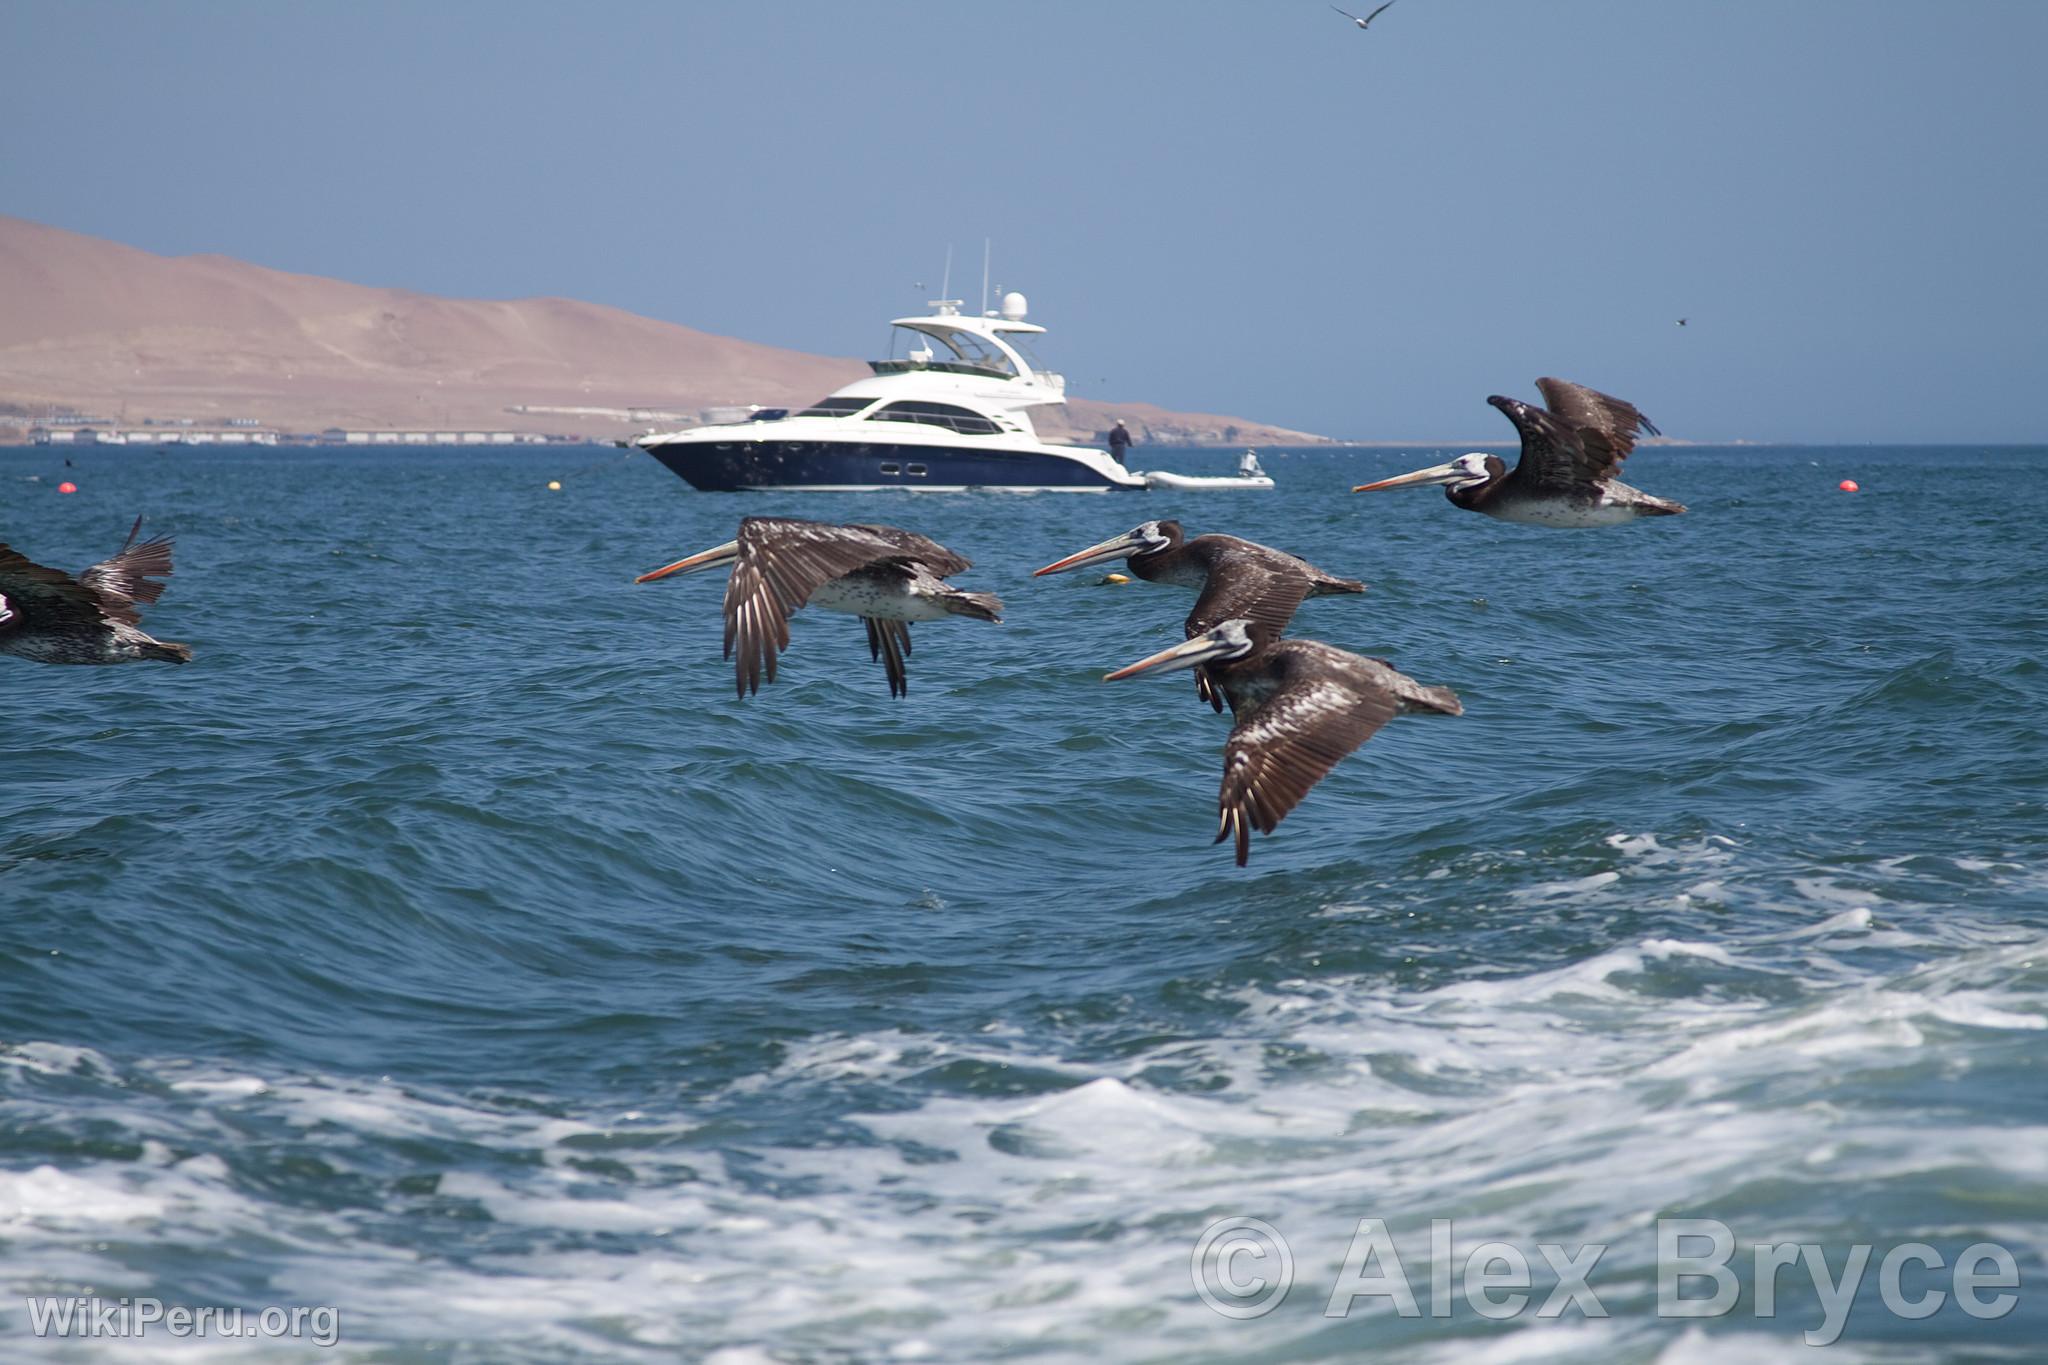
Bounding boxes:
[547,480,562,491]
[1103,573,1130,585]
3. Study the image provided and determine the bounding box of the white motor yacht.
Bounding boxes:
[633,294,1146,493]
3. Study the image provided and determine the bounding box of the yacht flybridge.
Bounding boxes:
[633,294,1148,492]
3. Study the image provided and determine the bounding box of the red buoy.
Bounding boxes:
[1838,480,1859,492]
[57,481,77,494]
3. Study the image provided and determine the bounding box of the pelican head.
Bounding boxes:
[1353,452,1498,494]
[1033,520,1181,577]
[634,538,740,584]
[1103,618,1258,681]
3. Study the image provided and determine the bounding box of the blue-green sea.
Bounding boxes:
[2,442,2044,1363]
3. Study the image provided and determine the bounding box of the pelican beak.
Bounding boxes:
[1353,460,1465,493]
[634,539,740,583]
[1033,530,1150,576]
[1104,633,1235,682]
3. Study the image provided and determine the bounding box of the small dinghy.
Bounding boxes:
[1141,449,1276,491]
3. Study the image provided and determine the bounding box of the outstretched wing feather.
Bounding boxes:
[1215,669,1397,865]
[1533,377,1660,483]
[76,518,175,626]
[721,517,964,696]
[0,543,122,633]
[1183,545,1315,641]
[847,523,972,579]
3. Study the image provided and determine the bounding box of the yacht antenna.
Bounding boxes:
[940,245,953,304]
[981,238,991,317]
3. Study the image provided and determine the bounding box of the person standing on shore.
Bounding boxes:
[1108,420,1133,466]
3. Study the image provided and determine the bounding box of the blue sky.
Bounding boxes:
[4,1,2044,442]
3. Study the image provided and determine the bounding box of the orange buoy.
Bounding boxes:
[57,481,77,494]
[1839,479,1859,492]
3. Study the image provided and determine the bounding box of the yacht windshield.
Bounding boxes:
[1007,335,1049,376]
[895,325,1018,377]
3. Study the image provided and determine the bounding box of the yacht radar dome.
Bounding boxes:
[999,291,1029,322]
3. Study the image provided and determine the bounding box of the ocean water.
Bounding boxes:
[2,442,2044,1363]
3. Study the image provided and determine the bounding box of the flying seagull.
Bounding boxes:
[0,517,190,665]
[1332,2,1397,30]
[635,516,1001,698]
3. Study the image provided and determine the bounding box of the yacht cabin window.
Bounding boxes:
[796,397,874,418]
[866,401,1003,436]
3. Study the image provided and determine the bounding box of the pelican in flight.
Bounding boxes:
[636,516,1000,698]
[1105,617,1460,866]
[1034,520,1365,708]
[1332,2,1397,30]
[0,517,190,665]
[1353,378,1684,526]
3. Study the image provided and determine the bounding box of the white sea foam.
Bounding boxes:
[1640,938,1737,964]
[167,1075,270,1099]
[1509,870,1621,899]
[0,1040,113,1077]
[0,1164,166,1226]
[4,840,2045,1361]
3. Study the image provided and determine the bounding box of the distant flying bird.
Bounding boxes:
[1332,1,1397,29]
[635,516,1001,698]
[1035,520,1365,709]
[0,517,191,665]
[1353,378,1684,527]
[1104,617,1461,866]
[1676,318,1688,327]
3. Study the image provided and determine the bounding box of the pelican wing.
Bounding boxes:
[1204,642,1417,863]
[1214,642,1461,865]
[1532,377,1661,484]
[1502,402,1601,490]
[1216,663,1397,867]
[0,543,115,633]
[76,516,175,627]
[1183,543,1316,641]
[724,517,964,697]
[1183,550,1316,717]
[846,524,972,578]
[1184,566,1311,644]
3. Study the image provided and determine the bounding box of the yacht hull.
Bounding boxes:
[644,438,1143,493]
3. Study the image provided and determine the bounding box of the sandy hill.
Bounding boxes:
[0,216,1324,445]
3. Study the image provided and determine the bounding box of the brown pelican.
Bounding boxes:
[1033,520,1365,709]
[1105,617,1460,865]
[1353,378,1685,527]
[1332,1,1397,29]
[0,517,190,665]
[635,516,1001,698]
